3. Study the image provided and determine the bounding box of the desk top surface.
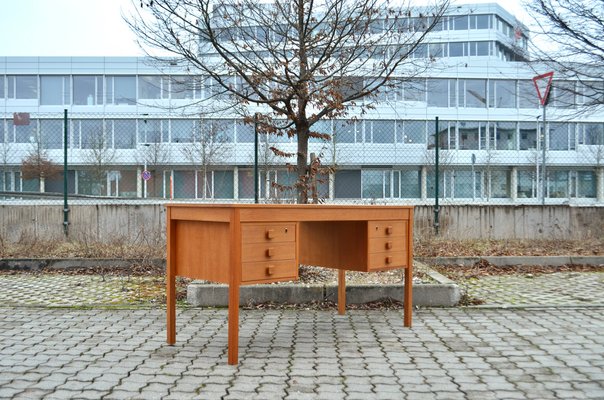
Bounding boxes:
[166,203,413,223]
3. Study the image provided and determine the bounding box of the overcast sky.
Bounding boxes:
[0,0,529,57]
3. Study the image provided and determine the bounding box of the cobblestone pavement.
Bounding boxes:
[1,306,603,399]
[0,275,164,307]
[462,271,604,307]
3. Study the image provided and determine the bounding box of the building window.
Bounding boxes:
[453,15,469,30]
[8,119,38,143]
[580,123,604,145]
[402,79,426,102]
[518,80,539,109]
[0,76,4,98]
[400,120,426,144]
[335,170,361,198]
[202,119,235,143]
[517,170,537,198]
[489,80,516,108]
[430,120,455,149]
[106,76,136,105]
[172,170,196,199]
[138,76,168,100]
[362,170,391,198]
[310,119,331,143]
[459,121,487,150]
[8,75,38,99]
[235,120,255,143]
[488,169,511,198]
[548,170,569,198]
[519,122,538,150]
[426,169,447,198]
[427,79,450,107]
[470,14,492,29]
[138,119,166,143]
[170,76,200,100]
[334,120,358,143]
[453,169,478,198]
[170,119,196,143]
[75,119,105,149]
[576,171,596,198]
[73,76,103,105]
[396,169,421,198]
[369,120,395,143]
[449,42,464,57]
[493,121,517,150]
[40,76,70,105]
[39,120,63,149]
[111,119,137,149]
[460,79,487,108]
[549,123,572,150]
[551,81,576,108]
[197,170,234,199]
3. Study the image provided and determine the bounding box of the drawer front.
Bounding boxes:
[368,237,406,254]
[242,242,296,263]
[242,260,298,282]
[368,220,406,239]
[368,251,407,270]
[242,223,296,244]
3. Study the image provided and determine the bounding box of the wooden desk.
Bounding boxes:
[165,204,413,365]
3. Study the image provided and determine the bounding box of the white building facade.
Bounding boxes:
[0,3,603,204]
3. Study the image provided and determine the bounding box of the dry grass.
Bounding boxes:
[0,238,165,260]
[414,237,603,257]
[1,236,602,260]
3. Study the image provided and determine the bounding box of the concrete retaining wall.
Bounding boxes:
[1,203,602,243]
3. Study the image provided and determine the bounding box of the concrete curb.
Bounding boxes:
[186,282,461,308]
[187,260,461,308]
[418,256,604,267]
[0,258,164,271]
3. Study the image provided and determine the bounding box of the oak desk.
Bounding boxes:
[165,204,414,364]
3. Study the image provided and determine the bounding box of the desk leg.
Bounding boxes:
[167,273,176,344]
[228,283,240,365]
[166,216,176,345]
[403,266,412,327]
[338,270,346,315]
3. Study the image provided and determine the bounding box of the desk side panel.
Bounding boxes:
[174,220,230,283]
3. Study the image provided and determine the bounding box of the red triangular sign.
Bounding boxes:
[533,72,554,106]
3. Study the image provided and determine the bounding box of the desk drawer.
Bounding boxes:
[368,237,406,253]
[242,242,296,263]
[242,223,296,243]
[368,220,406,239]
[368,251,407,270]
[242,260,297,282]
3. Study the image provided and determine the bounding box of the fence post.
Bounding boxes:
[63,109,69,236]
[434,117,440,235]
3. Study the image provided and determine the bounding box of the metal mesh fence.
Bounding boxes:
[0,111,602,204]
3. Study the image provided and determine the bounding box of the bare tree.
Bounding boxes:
[81,127,116,196]
[0,141,13,191]
[21,134,60,193]
[180,119,231,199]
[126,0,450,203]
[527,0,604,107]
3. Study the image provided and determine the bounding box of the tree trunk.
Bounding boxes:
[297,123,309,204]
